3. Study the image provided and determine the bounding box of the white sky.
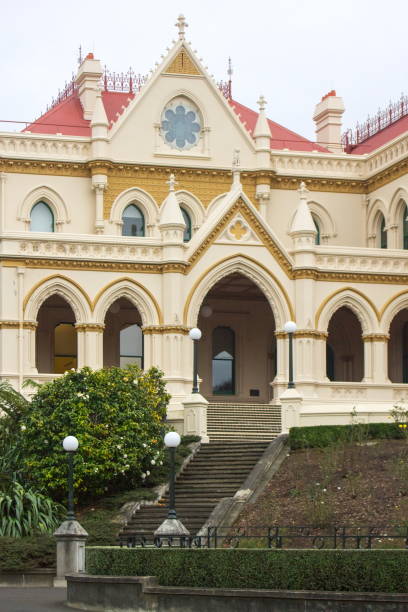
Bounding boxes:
[1,0,407,142]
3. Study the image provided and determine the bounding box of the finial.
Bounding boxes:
[175,14,188,40]
[257,95,267,112]
[232,149,240,169]
[298,181,309,199]
[167,173,177,192]
[228,57,233,78]
[78,44,83,66]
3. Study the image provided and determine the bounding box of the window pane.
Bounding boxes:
[380,216,387,249]
[312,215,320,245]
[212,327,235,394]
[403,205,408,250]
[122,204,144,237]
[54,323,77,373]
[181,207,192,242]
[30,201,54,232]
[120,324,143,368]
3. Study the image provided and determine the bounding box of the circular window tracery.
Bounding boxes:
[160,97,201,151]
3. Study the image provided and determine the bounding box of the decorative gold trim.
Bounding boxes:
[314,286,380,328]
[0,159,89,177]
[22,274,93,314]
[142,325,190,335]
[92,277,163,324]
[275,329,328,340]
[182,253,295,324]
[363,333,389,342]
[188,198,292,276]
[0,321,38,330]
[3,258,173,275]
[294,269,408,284]
[75,324,105,333]
[163,47,201,75]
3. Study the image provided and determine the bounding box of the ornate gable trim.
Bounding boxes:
[187,197,293,276]
[163,46,201,76]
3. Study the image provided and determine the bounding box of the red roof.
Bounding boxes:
[24,90,329,153]
[346,114,408,154]
[230,100,330,153]
[24,91,135,137]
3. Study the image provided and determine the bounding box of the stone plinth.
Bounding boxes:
[182,393,209,443]
[279,388,303,433]
[53,519,88,588]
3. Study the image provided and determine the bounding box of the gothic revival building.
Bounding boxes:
[2,15,408,440]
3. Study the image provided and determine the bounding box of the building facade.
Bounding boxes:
[2,16,408,438]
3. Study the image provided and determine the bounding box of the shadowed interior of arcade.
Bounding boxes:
[196,273,276,402]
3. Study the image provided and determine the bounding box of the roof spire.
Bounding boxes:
[289,181,316,235]
[231,149,242,190]
[159,173,185,230]
[253,94,272,140]
[175,14,188,40]
[257,95,267,112]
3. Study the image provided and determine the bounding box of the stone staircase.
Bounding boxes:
[207,402,282,441]
[120,441,269,538]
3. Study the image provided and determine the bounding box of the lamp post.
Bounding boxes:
[154,431,189,538]
[188,327,202,393]
[62,435,79,521]
[283,321,297,389]
[164,431,181,520]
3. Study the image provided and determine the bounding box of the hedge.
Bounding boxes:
[0,536,55,572]
[289,422,404,449]
[86,547,408,593]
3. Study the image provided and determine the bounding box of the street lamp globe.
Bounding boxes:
[62,435,79,452]
[284,321,297,334]
[188,327,202,341]
[164,431,181,448]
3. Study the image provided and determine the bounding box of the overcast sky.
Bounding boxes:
[1,0,407,143]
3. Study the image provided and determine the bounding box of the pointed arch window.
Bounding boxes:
[122,204,144,237]
[119,323,143,368]
[403,204,408,250]
[181,207,192,242]
[30,201,54,232]
[54,323,77,373]
[380,215,387,249]
[312,214,321,245]
[212,326,235,395]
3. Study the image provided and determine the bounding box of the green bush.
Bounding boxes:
[0,480,63,537]
[289,423,403,449]
[0,536,55,572]
[85,547,408,593]
[18,366,170,500]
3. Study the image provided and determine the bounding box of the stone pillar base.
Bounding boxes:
[182,393,209,443]
[279,388,303,433]
[53,520,88,588]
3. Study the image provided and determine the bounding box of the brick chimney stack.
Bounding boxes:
[313,90,345,153]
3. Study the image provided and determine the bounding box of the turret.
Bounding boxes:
[159,174,185,259]
[253,96,272,217]
[91,91,109,158]
[289,182,317,267]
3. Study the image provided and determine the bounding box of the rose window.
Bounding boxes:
[160,97,201,151]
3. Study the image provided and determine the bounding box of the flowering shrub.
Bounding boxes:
[20,366,170,501]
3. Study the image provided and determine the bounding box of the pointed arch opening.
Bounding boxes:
[326,306,364,382]
[36,295,77,373]
[103,297,144,368]
[197,272,276,401]
[180,206,192,242]
[379,214,387,249]
[388,308,408,383]
[122,204,145,237]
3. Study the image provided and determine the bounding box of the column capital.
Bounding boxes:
[75,323,105,333]
[363,333,390,342]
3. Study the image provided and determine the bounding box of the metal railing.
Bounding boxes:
[119,525,408,550]
[342,93,408,151]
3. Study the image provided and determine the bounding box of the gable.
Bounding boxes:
[164,47,202,76]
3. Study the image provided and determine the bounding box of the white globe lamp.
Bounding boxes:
[62,435,79,452]
[164,431,181,448]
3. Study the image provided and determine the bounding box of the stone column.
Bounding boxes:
[363,334,390,384]
[315,333,329,381]
[0,172,6,233]
[91,175,107,234]
[23,321,38,373]
[75,324,104,370]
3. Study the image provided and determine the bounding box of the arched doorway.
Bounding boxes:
[197,273,276,401]
[388,309,408,383]
[36,295,77,373]
[326,306,364,382]
[103,297,143,368]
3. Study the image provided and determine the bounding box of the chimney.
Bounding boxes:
[75,53,103,120]
[313,90,345,153]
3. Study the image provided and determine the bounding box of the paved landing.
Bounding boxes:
[0,588,67,611]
